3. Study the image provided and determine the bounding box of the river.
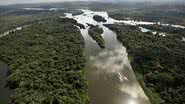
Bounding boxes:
[0,62,13,104]
[65,9,151,104]
[0,26,25,104]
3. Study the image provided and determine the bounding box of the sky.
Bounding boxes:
[0,0,184,5]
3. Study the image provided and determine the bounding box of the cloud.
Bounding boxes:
[0,0,184,5]
[0,0,85,5]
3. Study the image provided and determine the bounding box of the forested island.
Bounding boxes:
[93,15,107,23]
[88,25,105,49]
[105,24,185,104]
[0,17,89,104]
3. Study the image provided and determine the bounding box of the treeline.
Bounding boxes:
[0,18,89,104]
[0,13,60,34]
[58,18,85,29]
[140,24,185,33]
[88,25,105,49]
[140,24,185,39]
[0,7,84,34]
[107,4,185,26]
[105,24,185,104]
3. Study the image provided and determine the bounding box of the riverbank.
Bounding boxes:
[88,25,105,49]
[105,24,185,104]
[66,9,151,104]
[0,62,13,104]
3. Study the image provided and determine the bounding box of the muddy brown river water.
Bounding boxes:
[65,10,151,104]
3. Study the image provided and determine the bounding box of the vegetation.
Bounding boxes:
[105,24,185,104]
[88,25,105,49]
[140,24,185,39]
[80,2,185,26]
[0,18,89,104]
[0,13,62,34]
[59,18,85,29]
[93,15,107,23]
[107,4,185,26]
[0,7,83,34]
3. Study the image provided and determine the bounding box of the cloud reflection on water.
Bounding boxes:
[65,9,150,104]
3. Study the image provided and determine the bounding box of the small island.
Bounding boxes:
[88,25,105,49]
[93,15,107,23]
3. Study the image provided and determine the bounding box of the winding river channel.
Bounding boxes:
[65,10,151,104]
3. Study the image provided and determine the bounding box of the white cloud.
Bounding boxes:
[0,0,184,5]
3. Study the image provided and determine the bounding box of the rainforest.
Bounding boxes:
[0,1,185,104]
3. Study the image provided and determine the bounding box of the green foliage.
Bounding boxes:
[140,24,185,40]
[0,13,62,34]
[108,4,185,26]
[93,15,107,23]
[140,25,185,34]
[58,18,85,29]
[105,24,185,104]
[88,25,105,49]
[0,18,89,104]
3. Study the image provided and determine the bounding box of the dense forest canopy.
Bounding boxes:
[88,25,105,49]
[0,17,89,104]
